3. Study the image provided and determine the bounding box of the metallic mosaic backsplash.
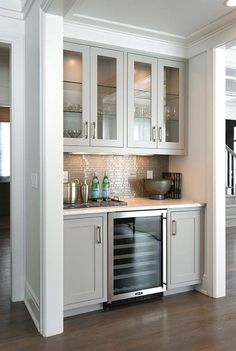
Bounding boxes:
[64,153,169,198]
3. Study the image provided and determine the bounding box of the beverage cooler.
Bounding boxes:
[107,210,167,304]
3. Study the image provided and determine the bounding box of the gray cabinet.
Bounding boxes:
[158,59,185,151]
[63,42,124,149]
[167,209,201,289]
[63,41,187,155]
[127,53,158,148]
[64,215,107,310]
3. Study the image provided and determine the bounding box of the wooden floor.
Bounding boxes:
[1,222,236,350]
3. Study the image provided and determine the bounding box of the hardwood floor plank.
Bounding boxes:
[1,223,236,350]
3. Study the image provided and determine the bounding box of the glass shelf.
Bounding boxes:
[97,112,116,118]
[64,110,82,114]
[64,80,82,85]
[134,115,152,119]
[134,89,151,100]
[166,119,179,123]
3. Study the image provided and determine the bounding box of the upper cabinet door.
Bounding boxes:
[63,42,90,146]
[158,60,185,150]
[128,54,157,149]
[90,48,124,147]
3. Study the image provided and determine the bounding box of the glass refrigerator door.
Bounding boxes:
[113,215,163,295]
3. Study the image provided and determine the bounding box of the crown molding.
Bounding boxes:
[0,7,23,20]
[23,0,34,18]
[64,19,186,58]
[186,9,236,44]
[187,18,236,58]
[41,0,77,16]
[72,14,185,43]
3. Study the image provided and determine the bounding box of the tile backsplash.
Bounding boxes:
[64,153,169,198]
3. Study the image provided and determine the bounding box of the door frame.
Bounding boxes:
[0,22,25,301]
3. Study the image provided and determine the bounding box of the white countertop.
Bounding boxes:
[64,197,205,216]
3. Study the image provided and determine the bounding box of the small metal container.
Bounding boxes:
[81,179,89,204]
[144,179,171,200]
[63,181,79,204]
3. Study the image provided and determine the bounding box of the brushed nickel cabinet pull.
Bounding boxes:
[92,122,96,139]
[172,220,177,236]
[84,121,89,139]
[97,225,102,244]
[159,127,162,142]
[152,126,156,142]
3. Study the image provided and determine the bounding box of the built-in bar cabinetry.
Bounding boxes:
[63,41,186,155]
[64,206,202,316]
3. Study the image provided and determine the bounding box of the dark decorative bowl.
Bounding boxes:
[144,179,171,200]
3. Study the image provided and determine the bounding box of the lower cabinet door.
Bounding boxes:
[64,216,106,306]
[168,210,201,288]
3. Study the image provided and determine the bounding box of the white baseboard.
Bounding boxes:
[24,281,40,332]
[64,303,103,318]
[164,286,195,296]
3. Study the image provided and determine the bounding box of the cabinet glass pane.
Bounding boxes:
[134,62,152,142]
[113,216,162,295]
[164,66,179,143]
[97,56,117,140]
[63,50,83,138]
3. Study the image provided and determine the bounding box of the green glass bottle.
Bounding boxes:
[91,172,100,201]
[102,173,110,200]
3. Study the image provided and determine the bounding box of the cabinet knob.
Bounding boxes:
[172,220,177,235]
[96,225,102,244]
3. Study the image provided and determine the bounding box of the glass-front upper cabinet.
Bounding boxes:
[128,54,157,148]
[63,42,90,146]
[90,48,124,147]
[158,59,185,150]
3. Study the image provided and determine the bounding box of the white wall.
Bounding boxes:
[25,1,63,336]
[169,52,210,294]
[24,0,41,330]
[41,12,63,337]
[170,53,207,202]
[169,48,226,298]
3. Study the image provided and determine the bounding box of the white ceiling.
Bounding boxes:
[65,0,235,38]
[0,0,27,12]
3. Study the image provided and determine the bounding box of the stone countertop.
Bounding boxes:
[63,197,205,216]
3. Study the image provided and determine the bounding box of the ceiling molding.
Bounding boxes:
[40,0,54,12]
[64,20,186,58]
[187,19,236,58]
[41,0,77,16]
[72,14,185,42]
[186,9,236,43]
[23,0,34,18]
[0,7,23,20]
